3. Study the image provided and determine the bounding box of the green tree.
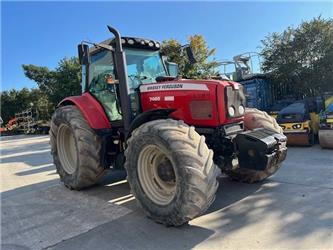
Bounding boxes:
[22,57,81,106]
[161,35,220,79]
[260,16,333,99]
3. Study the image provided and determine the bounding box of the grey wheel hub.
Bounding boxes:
[57,124,78,174]
[137,145,177,206]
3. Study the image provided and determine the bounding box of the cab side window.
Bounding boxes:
[89,50,116,92]
[89,50,122,121]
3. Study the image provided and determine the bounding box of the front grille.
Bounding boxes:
[225,85,246,117]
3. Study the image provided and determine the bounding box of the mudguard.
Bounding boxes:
[58,92,111,130]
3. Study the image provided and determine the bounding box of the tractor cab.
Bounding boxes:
[78,35,179,125]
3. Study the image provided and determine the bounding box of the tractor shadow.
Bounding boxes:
[85,171,263,214]
[89,171,264,215]
[83,170,137,210]
[88,169,333,248]
[206,175,263,214]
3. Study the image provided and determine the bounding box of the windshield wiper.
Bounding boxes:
[128,75,152,83]
[82,40,114,51]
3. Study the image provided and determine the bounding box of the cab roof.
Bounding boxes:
[89,37,161,55]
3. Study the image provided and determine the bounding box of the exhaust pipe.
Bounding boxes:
[107,25,132,138]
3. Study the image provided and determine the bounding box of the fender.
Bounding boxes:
[58,92,111,130]
[127,108,175,139]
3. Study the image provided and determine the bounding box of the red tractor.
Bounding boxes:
[50,26,287,226]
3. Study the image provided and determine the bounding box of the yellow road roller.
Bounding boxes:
[277,101,317,146]
[268,99,295,119]
[318,100,333,149]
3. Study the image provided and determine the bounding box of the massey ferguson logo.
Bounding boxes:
[146,84,183,91]
[140,83,209,92]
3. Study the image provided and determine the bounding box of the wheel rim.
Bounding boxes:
[57,124,78,174]
[137,145,177,206]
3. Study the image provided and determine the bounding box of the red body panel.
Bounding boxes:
[59,92,111,129]
[140,79,243,127]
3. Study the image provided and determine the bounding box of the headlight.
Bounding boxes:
[280,125,286,130]
[238,105,245,115]
[228,106,235,117]
[121,38,126,44]
[155,42,160,48]
[292,124,302,129]
[148,41,154,47]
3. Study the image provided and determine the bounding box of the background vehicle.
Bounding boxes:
[0,108,50,135]
[277,100,317,146]
[318,97,333,148]
[220,52,275,112]
[50,25,287,226]
[267,99,295,119]
[0,117,17,135]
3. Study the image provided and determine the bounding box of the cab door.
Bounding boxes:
[88,49,122,122]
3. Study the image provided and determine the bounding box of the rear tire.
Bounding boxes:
[50,106,106,190]
[224,108,284,183]
[125,119,220,226]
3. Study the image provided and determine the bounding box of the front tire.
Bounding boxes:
[224,108,285,183]
[50,106,106,190]
[125,119,220,226]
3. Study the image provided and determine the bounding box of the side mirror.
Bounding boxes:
[185,46,197,64]
[166,62,179,77]
[77,44,90,65]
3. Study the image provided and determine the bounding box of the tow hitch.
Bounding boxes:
[234,128,287,171]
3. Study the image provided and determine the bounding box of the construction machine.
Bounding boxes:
[0,108,49,135]
[50,26,287,226]
[0,117,17,135]
[267,99,295,119]
[15,108,39,134]
[6,117,17,131]
[318,96,333,148]
[220,52,274,112]
[277,100,319,146]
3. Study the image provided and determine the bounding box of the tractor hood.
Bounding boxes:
[139,79,245,128]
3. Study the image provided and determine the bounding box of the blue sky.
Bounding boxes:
[1,1,332,91]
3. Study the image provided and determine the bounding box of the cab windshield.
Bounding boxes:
[125,48,167,92]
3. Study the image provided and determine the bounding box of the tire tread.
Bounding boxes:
[125,119,220,226]
[50,105,106,190]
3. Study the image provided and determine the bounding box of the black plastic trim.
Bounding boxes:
[127,108,175,139]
